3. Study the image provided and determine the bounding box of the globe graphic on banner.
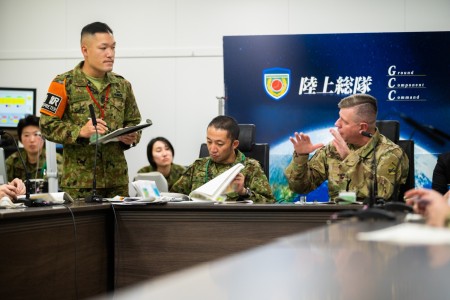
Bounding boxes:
[269,127,435,203]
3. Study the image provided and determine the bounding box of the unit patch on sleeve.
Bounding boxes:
[40,80,67,119]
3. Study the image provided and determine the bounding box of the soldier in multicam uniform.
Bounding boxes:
[39,22,141,199]
[6,115,63,188]
[285,94,409,202]
[171,115,274,203]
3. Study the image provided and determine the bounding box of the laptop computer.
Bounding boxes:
[0,148,8,185]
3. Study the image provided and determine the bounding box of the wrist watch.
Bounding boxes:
[244,187,252,197]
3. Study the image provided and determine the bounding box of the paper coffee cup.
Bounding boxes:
[338,191,356,203]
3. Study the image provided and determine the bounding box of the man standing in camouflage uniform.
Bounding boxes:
[39,22,141,199]
[171,116,274,203]
[284,94,409,202]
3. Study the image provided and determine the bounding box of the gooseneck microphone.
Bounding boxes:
[333,130,396,221]
[85,104,103,203]
[0,130,32,204]
[89,104,97,126]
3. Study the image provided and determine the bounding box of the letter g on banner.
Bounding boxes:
[263,67,291,101]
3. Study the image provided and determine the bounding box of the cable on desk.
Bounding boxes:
[62,203,79,300]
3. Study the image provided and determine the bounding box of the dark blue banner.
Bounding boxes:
[224,32,450,202]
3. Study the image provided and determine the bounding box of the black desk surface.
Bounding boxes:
[98,220,450,300]
[0,201,362,299]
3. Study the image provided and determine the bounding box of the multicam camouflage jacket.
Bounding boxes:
[39,61,141,189]
[171,150,275,203]
[285,130,409,202]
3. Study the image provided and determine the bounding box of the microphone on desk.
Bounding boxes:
[0,130,32,205]
[332,130,396,221]
[85,104,103,203]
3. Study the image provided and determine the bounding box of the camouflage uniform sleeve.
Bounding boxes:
[244,159,275,203]
[167,164,186,190]
[170,164,194,195]
[375,145,409,200]
[40,114,83,145]
[39,76,85,145]
[284,147,328,194]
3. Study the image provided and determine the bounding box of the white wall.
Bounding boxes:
[1,0,450,182]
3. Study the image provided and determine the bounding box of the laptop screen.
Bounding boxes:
[0,148,7,184]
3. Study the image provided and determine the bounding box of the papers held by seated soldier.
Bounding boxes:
[189,163,244,202]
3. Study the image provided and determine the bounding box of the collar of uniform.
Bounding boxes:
[233,149,245,165]
[208,149,245,167]
[72,61,120,87]
[358,129,381,159]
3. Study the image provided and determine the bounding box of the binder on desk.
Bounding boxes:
[90,119,153,145]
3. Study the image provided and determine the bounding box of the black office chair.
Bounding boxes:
[376,120,400,143]
[397,140,415,201]
[376,120,415,203]
[199,124,270,179]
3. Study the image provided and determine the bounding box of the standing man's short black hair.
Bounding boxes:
[81,22,113,42]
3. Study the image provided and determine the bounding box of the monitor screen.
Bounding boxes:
[0,87,36,129]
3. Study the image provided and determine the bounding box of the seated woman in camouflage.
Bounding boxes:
[137,137,185,190]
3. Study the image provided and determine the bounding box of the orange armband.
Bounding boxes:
[40,79,67,119]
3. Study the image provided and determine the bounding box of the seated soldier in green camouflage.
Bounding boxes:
[285,94,409,202]
[6,115,63,191]
[171,115,275,203]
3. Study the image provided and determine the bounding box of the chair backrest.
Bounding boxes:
[243,143,270,179]
[134,171,169,193]
[199,124,270,179]
[397,140,415,201]
[376,120,400,143]
[376,120,414,201]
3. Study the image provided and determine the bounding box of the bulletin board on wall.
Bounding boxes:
[224,32,450,202]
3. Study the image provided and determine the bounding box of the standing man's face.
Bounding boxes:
[81,32,116,77]
[206,127,239,164]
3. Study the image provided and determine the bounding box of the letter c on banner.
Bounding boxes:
[388,90,396,101]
